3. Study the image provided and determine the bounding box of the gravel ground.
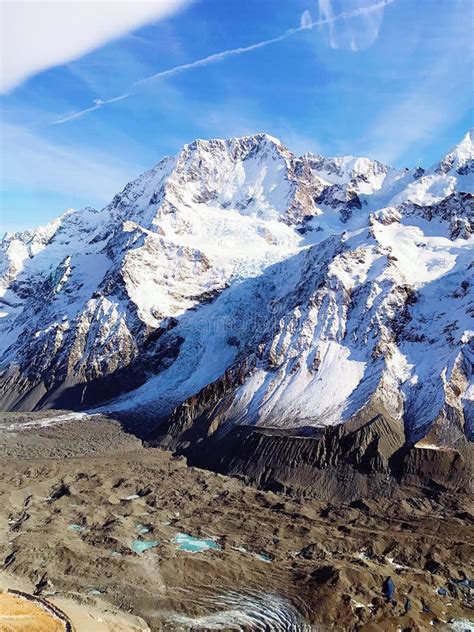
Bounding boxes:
[0,412,472,631]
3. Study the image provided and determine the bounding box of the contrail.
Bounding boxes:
[134,0,395,85]
[52,93,129,125]
[51,0,395,125]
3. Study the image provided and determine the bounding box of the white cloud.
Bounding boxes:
[0,0,192,94]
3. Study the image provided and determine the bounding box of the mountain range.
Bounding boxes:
[1,130,473,458]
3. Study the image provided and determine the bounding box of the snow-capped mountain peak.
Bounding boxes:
[435,128,474,177]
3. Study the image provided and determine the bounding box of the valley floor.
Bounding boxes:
[0,413,472,631]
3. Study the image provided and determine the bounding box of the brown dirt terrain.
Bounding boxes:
[0,413,472,631]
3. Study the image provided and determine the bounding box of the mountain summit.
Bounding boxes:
[1,132,473,446]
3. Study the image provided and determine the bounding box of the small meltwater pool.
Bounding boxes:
[131,539,160,554]
[172,532,221,553]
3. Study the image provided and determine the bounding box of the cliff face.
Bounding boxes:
[0,132,473,456]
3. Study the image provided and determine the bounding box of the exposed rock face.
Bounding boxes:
[0,131,473,458]
[401,445,469,490]
[149,410,471,501]
[400,192,474,240]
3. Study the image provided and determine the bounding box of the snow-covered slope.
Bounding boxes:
[1,132,473,444]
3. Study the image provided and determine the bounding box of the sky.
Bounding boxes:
[0,0,473,233]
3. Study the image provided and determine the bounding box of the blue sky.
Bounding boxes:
[1,0,473,232]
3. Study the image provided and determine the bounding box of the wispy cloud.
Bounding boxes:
[190,97,324,156]
[360,4,473,165]
[1,122,145,204]
[1,0,193,94]
[362,70,472,166]
[50,0,396,125]
[317,0,387,51]
[300,10,313,30]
